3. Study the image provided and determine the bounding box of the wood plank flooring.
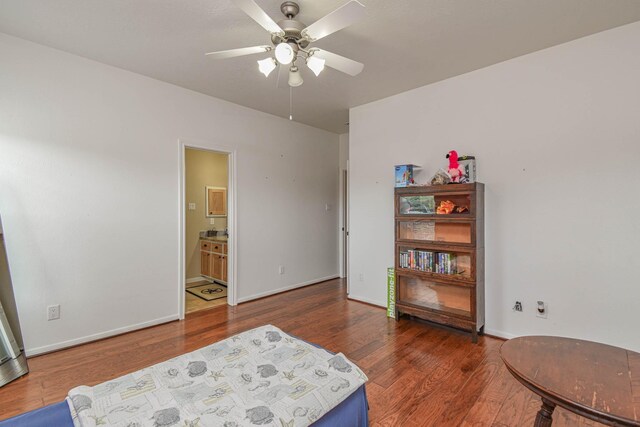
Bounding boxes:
[0,278,604,425]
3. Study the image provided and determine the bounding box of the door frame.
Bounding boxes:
[342,169,348,278]
[340,162,349,293]
[178,139,238,319]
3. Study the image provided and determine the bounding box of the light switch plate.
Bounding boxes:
[188,203,196,210]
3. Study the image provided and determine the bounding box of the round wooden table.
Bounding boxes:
[500,336,640,427]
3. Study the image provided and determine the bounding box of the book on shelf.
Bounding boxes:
[436,253,457,274]
[400,250,457,275]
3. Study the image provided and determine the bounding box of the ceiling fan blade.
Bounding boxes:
[205,45,271,59]
[313,49,364,76]
[302,0,365,42]
[233,0,283,35]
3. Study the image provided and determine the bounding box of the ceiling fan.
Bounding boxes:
[205,0,366,88]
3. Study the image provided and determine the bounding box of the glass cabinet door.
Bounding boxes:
[398,195,435,215]
[397,275,471,318]
[398,221,472,244]
[397,193,472,216]
[398,245,473,280]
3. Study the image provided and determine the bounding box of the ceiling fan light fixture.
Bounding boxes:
[257,57,277,77]
[288,66,303,87]
[306,56,325,77]
[275,42,295,65]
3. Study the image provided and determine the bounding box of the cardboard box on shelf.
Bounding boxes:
[458,156,476,183]
[395,164,421,187]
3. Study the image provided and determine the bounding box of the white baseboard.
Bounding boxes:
[237,275,339,304]
[186,277,204,284]
[25,314,180,357]
[483,328,517,340]
[346,294,386,308]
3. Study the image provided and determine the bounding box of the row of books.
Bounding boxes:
[399,250,458,274]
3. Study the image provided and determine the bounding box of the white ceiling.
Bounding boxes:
[2,1,640,133]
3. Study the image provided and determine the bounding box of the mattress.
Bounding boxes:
[0,325,369,426]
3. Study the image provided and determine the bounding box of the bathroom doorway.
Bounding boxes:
[179,142,236,317]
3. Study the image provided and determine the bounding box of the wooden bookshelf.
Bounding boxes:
[394,183,485,342]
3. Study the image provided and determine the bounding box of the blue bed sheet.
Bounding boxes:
[0,385,368,426]
[315,384,368,426]
[0,401,73,427]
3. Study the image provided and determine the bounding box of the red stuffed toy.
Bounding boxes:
[446,150,463,183]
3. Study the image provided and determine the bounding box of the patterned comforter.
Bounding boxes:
[67,325,368,426]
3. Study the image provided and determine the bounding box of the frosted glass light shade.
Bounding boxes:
[257,58,277,77]
[306,56,325,76]
[288,67,303,87]
[275,43,294,65]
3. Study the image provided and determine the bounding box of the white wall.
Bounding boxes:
[349,21,640,351]
[0,33,340,355]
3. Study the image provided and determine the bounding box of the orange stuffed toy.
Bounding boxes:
[436,200,455,214]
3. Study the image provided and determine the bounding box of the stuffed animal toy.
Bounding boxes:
[446,150,463,183]
[436,200,455,215]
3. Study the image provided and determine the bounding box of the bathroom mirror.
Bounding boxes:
[0,215,28,387]
[206,186,227,217]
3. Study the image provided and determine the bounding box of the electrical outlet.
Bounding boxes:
[210,218,215,225]
[359,273,364,282]
[188,203,196,211]
[278,265,285,275]
[513,301,523,312]
[47,304,60,321]
[536,301,548,318]
[325,203,332,211]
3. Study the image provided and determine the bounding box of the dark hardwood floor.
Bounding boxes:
[0,278,603,425]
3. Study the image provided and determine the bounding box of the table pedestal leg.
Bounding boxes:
[534,398,556,427]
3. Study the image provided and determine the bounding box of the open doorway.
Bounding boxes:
[180,144,235,316]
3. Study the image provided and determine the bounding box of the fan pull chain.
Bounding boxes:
[289,87,293,121]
